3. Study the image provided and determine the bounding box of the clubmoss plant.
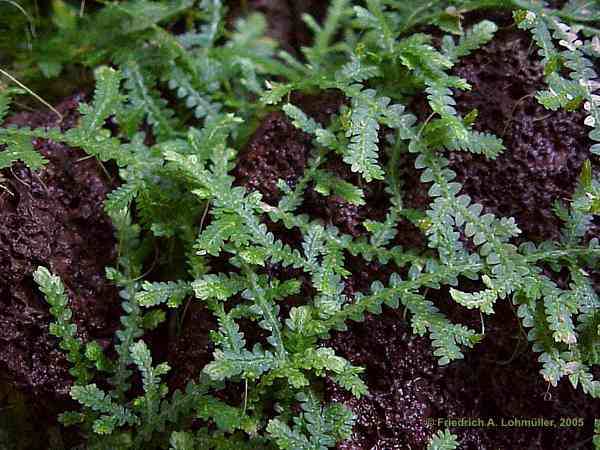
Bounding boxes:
[0,0,599,448]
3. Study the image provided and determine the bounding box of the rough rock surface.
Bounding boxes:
[326,300,600,450]
[235,110,313,205]
[165,303,216,391]
[0,95,120,405]
[449,28,595,242]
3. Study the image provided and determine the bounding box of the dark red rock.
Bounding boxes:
[234,111,313,205]
[0,95,120,405]
[166,303,216,391]
[449,28,596,242]
[326,300,600,450]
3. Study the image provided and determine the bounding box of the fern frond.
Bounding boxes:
[282,103,320,134]
[404,290,482,365]
[79,66,123,134]
[197,0,225,47]
[1,68,129,166]
[543,281,579,345]
[166,64,221,120]
[105,181,141,213]
[112,0,194,34]
[344,90,384,181]
[195,214,249,256]
[267,393,354,450]
[363,205,400,248]
[313,169,366,205]
[69,384,138,434]
[204,346,276,381]
[0,133,47,169]
[192,273,247,301]
[0,90,10,123]
[355,0,396,54]
[561,0,600,22]
[517,9,600,154]
[450,275,498,314]
[33,267,93,384]
[243,270,286,355]
[136,281,192,308]
[130,340,170,433]
[335,54,381,85]
[446,130,505,159]
[122,60,179,140]
[443,20,498,63]
[111,281,146,398]
[261,81,294,105]
[397,34,453,76]
[302,0,352,68]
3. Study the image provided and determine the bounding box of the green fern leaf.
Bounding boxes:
[113,0,194,33]
[170,431,195,450]
[443,20,498,63]
[192,273,247,301]
[302,0,351,68]
[136,281,192,308]
[267,393,354,450]
[335,54,381,84]
[0,90,10,123]
[313,169,365,205]
[79,66,123,134]
[0,133,47,169]
[204,347,276,381]
[561,0,600,22]
[70,384,138,434]
[166,64,221,120]
[33,267,94,384]
[450,276,498,314]
[261,82,294,105]
[122,60,179,140]
[130,340,170,430]
[196,0,225,47]
[345,91,384,181]
[283,103,319,134]
[447,130,505,159]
